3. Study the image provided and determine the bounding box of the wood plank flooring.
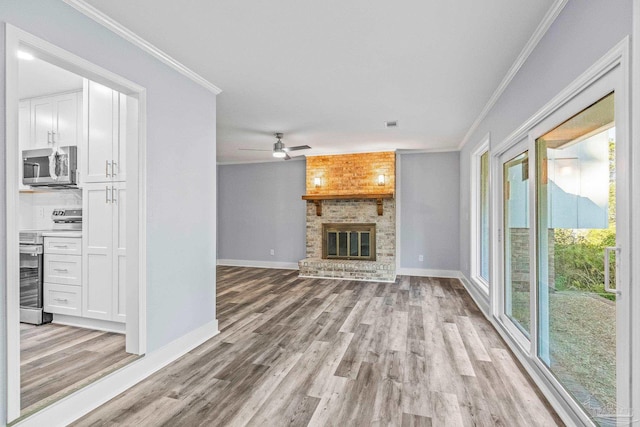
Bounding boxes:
[73,266,563,426]
[20,323,137,416]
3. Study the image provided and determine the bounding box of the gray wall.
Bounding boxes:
[217,160,306,264]
[217,153,461,272]
[1,1,217,419]
[459,0,633,279]
[400,152,460,270]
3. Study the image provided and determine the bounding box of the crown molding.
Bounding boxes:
[62,0,222,95]
[395,147,459,155]
[457,0,568,150]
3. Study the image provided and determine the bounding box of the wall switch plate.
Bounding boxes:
[270,249,275,256]
[418,254,423,262]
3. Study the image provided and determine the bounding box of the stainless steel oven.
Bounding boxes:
[19,235,52,325]
[19,208,82,325]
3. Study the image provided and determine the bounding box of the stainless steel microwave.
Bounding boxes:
[22,146,78,187]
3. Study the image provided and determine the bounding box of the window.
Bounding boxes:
[471,135,490,293]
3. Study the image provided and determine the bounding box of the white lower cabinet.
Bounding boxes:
[83,182,126,322]
[43,236,82,316]
[44,283,82,316]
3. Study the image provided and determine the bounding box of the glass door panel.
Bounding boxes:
[536,93,619,424]
[503,150,531,336]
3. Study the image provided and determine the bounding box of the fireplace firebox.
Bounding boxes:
[322,223,376,261]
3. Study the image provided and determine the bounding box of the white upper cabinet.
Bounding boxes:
[83,80,125,183]
[29,91,81,149]
[53,93,81,146]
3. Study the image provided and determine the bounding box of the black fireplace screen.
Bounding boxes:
[322,223,376,261]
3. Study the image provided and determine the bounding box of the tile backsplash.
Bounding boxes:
[19,189,82,230]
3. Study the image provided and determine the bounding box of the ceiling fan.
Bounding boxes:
[239,133,311,160]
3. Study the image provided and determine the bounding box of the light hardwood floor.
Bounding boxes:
[73,266,563,426]
[20,323,137,416]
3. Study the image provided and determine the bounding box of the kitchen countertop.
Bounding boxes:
[42,230,83,238]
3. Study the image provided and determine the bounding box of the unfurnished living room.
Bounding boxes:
[2,1,640,426]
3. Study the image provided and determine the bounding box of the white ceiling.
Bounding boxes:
[82,0,555,163]
[19,55,83,99]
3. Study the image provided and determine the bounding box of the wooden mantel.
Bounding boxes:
[301,193,394,216]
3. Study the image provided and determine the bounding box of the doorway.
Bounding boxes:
[5,25,147,422]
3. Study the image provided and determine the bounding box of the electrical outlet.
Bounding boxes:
[418,254,423,262]
[38,207,45,218]
[270,249,275,256]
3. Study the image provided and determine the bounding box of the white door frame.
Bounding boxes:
[494,139,533,354]
[5,24,147,422]
[528,63,631,424]
[490,37,631,425]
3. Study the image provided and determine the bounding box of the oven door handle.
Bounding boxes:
[19,245,43,255]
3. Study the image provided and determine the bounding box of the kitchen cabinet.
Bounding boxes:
[29,91,81,148]
[43,236,83,316]
[82,182,126,322]
[83,80,126,183]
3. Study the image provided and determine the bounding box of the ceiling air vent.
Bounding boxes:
[384,120,398,128]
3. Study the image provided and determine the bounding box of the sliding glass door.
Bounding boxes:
[536,90,629,425]
[497,65,630,425]
[501,144,531,338]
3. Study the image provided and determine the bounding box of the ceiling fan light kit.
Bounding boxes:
[239,132,312,160]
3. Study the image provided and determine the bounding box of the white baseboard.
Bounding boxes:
[217,259,299,270]
[16,319,219,427]
[52,314,126,334]
[457,274,491,317]
[397,267,461,279]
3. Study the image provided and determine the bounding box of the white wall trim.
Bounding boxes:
[397,268,461,279]
[217,149,461,166]
[631,0,640,420]
[458,274,490,318]
[217,259,300,270]
[457,0,569,150]
[61,0,222,95]
[216,157,306,166]
[14,320,219,427]
[52,315,126,334]
[395,148,459,155]
[395,153,402,273]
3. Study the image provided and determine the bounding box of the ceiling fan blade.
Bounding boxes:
[283,145,311,152]
[284,152,292,160]
[238,148,272,151]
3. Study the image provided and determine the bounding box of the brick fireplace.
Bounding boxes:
[298,152,396,282]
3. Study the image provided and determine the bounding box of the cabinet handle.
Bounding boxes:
[47,131,52,144]
[112,161,118,177]
[53,268,69,272]
[51,130,57,144]
[112,186,117,204]
[106,186,111,203]
[106,160,111,177]
[53,298,69,303]
[53,245,69,248]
